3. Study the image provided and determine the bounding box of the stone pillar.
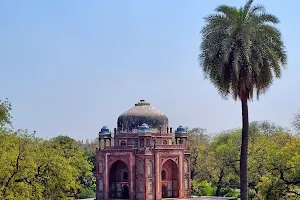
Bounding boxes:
[104,153,109,200]
[155,153,161,200]
[183,138,186,146]
[145,158,148,200]
[130,154,134,200]
[179,153,184,198]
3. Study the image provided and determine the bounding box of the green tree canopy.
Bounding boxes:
[0,99,12,129]
[0,131,93,200]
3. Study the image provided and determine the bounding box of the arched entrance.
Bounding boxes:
[161,159,179,198]
[109,160,129,199]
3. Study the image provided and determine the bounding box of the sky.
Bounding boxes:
[0,0,299,140]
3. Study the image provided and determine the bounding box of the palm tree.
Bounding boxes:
[198,0,287,199]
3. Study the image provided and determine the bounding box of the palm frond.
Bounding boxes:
[243,0,254,14]
[249,4,265,14]
[258,13,279,23]
[215,5,239,19]
[198,0,287,101]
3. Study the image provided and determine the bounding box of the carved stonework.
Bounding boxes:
[185,178,189,190]
[99,160,103,174]
[138,160,144,175]
[108,155,129,169]
[184,159,188,173]
[138,179,144,192]
[161,157,179,167]
[148,180,153,193]
[99,179,104,192]
[147,160,153,176]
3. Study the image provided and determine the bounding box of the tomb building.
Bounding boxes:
[95,100,191,200]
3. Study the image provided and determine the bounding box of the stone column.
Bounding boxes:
[130,153,134,200]
[104,153,109,200]
[179,153,184,198]
[145,158,148,200]
[155,153,161,200]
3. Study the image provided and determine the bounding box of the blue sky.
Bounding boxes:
[0,0,299,140]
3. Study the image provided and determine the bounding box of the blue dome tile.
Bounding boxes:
[140,123,150,131]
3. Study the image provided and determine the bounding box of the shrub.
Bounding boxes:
[220,186,239,198]
[192,180,217,196]
[76,188,95,199]
[257,176,286,200]
[248,189,257,200]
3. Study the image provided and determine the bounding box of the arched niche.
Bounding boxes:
[147,160,153,176]
[99,160,103,174]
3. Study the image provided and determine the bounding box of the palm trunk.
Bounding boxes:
[240,98,249,200]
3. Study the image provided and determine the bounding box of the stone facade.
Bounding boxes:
[95,100,191,200]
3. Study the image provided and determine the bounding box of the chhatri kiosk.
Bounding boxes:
[95,100,191,200]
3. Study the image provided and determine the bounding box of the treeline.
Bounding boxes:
[2,99,300,199]
[188,122,300,200]
[0,100,96,200]
[0,131,95,200]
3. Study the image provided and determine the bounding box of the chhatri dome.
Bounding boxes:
[117,100,168,132]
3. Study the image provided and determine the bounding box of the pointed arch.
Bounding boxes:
[109,160,129,199]
[161,159,179,198]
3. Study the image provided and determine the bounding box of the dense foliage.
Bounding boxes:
[188,121,300,200]
[0,100,94,200]
[0,130,94,200]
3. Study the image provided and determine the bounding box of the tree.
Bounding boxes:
[0,101,94,199]
[199,0,287,199]
[49,136,93,198]
[0,98,12,129]
[210,131,241,196]
[187,127,210,179]
[292,111,300,134]
[0,131,93,200]
[77,141,97,198]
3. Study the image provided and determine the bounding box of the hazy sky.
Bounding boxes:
[0,0,299,140]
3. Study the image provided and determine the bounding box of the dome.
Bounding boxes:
[176,125,186,133]
[139,123,150,131]
[100,126,110,134]
[117,100,168,132]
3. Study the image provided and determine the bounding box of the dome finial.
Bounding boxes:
[135,100,150,106]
